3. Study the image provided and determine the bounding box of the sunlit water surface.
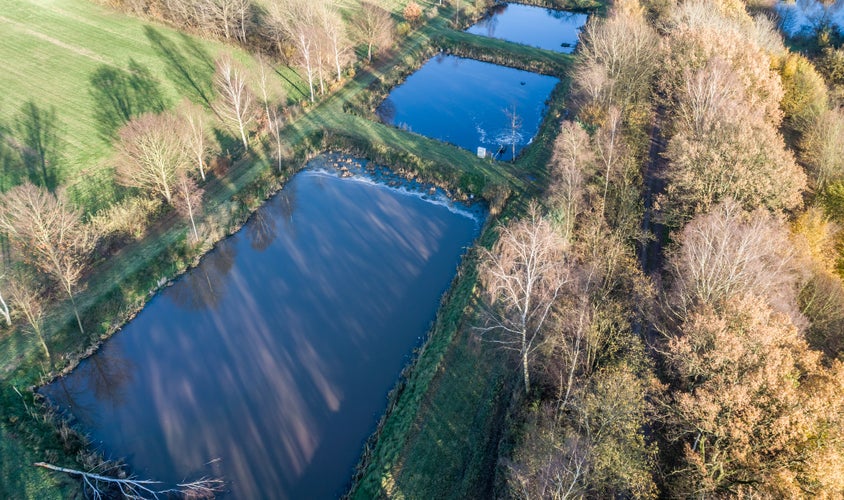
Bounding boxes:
[42,155,484,498]
[466,3,588,53]
[377,55,559,161]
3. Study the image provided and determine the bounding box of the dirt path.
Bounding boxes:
[640,106,668,276]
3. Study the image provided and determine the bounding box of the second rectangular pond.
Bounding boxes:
[466,3,588,53]
[377,55,559,162]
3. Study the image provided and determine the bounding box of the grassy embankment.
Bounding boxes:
[0,0,582,497]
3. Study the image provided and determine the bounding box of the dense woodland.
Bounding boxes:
[479,0,844,497]
[1,0,844,497]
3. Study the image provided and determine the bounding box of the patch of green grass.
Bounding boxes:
[0,425,66,500]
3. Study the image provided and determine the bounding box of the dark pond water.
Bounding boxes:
[377,55,559,162]
[466,3,588,53]
[777,0,844,37]
[42,155,484,499]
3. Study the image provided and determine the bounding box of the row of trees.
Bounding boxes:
[480,0,844,497]
[477,3,662,497]
[106,0,401,103]
[642,0,844,495]
[0,52,288,366]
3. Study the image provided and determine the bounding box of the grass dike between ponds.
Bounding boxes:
[0,1,589,496]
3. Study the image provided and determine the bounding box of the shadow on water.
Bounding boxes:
[246,180,296,251]
[144,27,216,108]
[170,240,237,312]
[89,59,169,140]
[41,157,485,498]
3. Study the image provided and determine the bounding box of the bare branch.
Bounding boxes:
[34,462,224,499]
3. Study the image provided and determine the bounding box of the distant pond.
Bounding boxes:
[41,155,485,499]
[466,3,588,53]
[378,55,559,162]
[777,0,844,37]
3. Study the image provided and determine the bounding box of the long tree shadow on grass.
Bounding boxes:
[13,101,62,191]
[0,121,23,193]
[89,59,169,141]
[144,27,215,109]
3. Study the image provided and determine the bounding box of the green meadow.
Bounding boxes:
[0,0,305,210]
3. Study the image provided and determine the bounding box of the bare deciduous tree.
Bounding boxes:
[573,7,658,111]
[663,199,801,323]
[674,57,743,137]
[800,108,844,189]
[34,462,223,500]
[594,106,624,215]
[6,271,49,363]
[351,2,395,62]
[213,56,255,150]
[0,273,10,327]
[319,2,349,82]
[180,101,212,181]
[0,183,92,336]
[269,0,318,102]
[268,107,285,173]
[477,204,569,394]
[174,172,204,242]
[115,112,190,204]
[548,121,593,240]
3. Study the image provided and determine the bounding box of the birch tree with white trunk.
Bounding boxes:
[180,102,212,181]
[269,0,318,102]
[213,55,256,150]
[477,203,570,394]
[0,274,10,327]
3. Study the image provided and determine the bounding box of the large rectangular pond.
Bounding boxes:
[465,3,588,53]
[42,155,484,498]
[377,55,559,162]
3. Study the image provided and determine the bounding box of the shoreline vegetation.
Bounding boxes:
[0,0,596,497]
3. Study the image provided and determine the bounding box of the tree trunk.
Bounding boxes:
[238,121,248,150]
[187,196,198,241]
[0,290,10,326]
[522,347,531,394]
[367,41,373,62]
[197,154,206,181]
[68,290,84,337]
[333,39,342,81]
[35,328,51,365]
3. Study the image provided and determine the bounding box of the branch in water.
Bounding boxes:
[34,461,224,499]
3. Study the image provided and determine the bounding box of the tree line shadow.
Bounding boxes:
[0,100,64,192]
[144,27,215,109]
[88,27,217,144]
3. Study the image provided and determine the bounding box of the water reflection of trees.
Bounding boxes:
[170,240,237,311]
[376,97,396,124]
[85,350,134,408]
[246,209,277,252]
[46,346,134,426]
[481,4,506,37]
[779,0,844,36]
